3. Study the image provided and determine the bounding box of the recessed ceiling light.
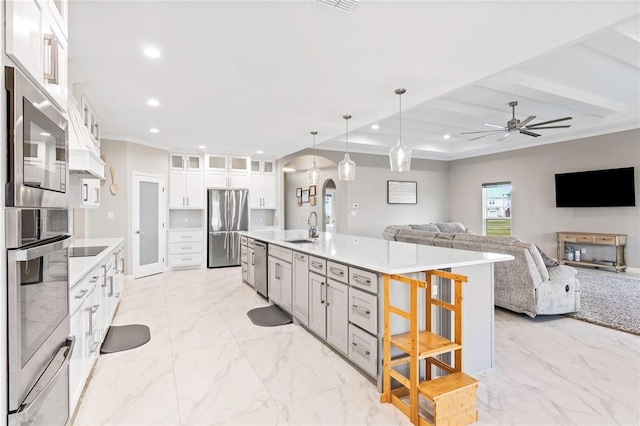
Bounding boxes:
[149,128,159,133]
[443,134,451,140]
[40,132,51,136]
[147,98,160,107]
[371,124,379,130]
[256,150,263,154]
[198,145,206,149]
[143,47,161,58]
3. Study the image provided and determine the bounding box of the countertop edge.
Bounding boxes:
[69,238,125,286]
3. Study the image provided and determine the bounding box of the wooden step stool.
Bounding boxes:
[419,372,479,425]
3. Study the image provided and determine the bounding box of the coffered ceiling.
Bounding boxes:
[68,1,639,161]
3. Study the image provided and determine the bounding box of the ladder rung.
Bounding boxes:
[426,269,468,283]
[419,372,479,401]
[427,356,457,374]
[389,305,410,319]
[391,330,461,358]
[389,368,411,388]
[431,298,456,312]
[389,356,411,367]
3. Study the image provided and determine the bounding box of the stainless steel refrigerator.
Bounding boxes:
[207,189,249,268]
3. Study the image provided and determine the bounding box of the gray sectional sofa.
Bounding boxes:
[383,223,580,317]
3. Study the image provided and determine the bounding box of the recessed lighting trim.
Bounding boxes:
[371,124,379,130]
[40,132,51,136]
[149,128,160,133]
[443,134,451,139]
[147,98,160,107]
[143,46,161,58]
[256,150,263,154]
[198,145,206,149]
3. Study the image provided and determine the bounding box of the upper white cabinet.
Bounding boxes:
[5,0,68,111]
[46,0,68,36]
[249,160,276,209]
[205,155,250,189]
[169,154,204,209]
[81,95,101,145]
[69,177,100,208]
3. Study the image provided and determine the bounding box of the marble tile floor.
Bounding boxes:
[72,267,640,426]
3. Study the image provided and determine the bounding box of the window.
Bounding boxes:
[482,183,512,236]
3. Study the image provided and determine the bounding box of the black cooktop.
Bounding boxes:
[69,246,108,258]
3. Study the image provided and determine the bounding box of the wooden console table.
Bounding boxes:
[557,231,627,272]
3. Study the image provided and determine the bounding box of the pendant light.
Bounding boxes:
[307,131,321,186]
[338,115,356,181]
[389,88,412,172]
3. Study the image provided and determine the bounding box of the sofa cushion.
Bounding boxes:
[535,245,560,267]
[453,233,519,245]
[435,222,468,233]
[514,241,550,281]
[395,229,438,246]
[409,224,440,232]
[382,225,412,241]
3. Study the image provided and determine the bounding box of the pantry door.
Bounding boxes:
[132,173,166,278]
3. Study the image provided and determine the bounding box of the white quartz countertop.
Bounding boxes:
[241,230,513,275]
[69,238,124,287]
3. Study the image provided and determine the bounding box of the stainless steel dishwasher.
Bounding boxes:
[253,241,268,298]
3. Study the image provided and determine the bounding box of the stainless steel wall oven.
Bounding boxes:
[5,66,68,209]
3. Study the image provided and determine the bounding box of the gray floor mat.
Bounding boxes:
[247,305,292,327]
[100,324,151,354]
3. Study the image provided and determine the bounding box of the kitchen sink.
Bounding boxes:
[285,239,316,244]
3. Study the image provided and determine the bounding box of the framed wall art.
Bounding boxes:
[302,190,310,203]
[296,188,302,198]
[309,185,317,196]
[387,180,417,204]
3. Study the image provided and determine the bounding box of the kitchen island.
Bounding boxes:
[240,230,512,385]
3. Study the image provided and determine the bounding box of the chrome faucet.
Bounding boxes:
[307,211,318,239]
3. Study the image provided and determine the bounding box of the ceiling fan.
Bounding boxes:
[462,101,572,142]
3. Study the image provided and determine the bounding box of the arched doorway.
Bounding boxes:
[323,179,337,233]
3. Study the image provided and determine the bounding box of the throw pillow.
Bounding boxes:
[536,245,559,267]
[409,224,440,232]
[435,222,468,234]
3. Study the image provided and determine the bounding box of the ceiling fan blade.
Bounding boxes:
[519,129,541,137]
[518,116,536,127]
[461,130,507,135]
[524,125,572,130]
[484,123,507,129]
[468,132,504,141]
[497,132,510,142]
[528,117,572,127]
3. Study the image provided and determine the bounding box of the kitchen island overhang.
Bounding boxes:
[240,229,513,383]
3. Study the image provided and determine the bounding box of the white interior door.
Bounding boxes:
[132,173,165,278]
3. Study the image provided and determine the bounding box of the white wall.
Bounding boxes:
[284,151,450,238]
[449,129,640,268]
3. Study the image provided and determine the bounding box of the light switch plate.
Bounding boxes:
[107,212,114,219]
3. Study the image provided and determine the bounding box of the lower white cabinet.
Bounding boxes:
[292,252,309,325]
[326,279,349,355]
[248,246,255,286]
[308,272,327,338]
[168,230,205,268]
[268,256,292,313]
[348,324,378,377]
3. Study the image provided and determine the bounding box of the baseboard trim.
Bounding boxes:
[624,267,640,274]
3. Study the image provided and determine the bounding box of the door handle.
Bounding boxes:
[320,282,325,304]
[83,183,89,202]
[136,230,144,235]
[43,33,59,84]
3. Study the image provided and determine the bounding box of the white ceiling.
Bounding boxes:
[68,1,640,161]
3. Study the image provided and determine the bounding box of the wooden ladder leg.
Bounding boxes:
[410,279,420,425]
[381,274,392,403]
[454,279,463,373]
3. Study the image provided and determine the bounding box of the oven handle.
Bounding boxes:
[9,336,75,425]
[13,236,71,261]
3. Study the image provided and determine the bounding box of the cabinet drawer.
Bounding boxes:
[349,268,378,293]
[269,245,292,262]
[169,242,204,255]
[169,230,204,243]
[576,235,594,243]
[348,324,378,377]
[558,233,576,242]
[349,287,377,335]
[327,261,348,283]
[241,245,248,262]
[594,236,616,245]
[309,256,326,275]
[169,253,204,267]
[240,235,248,246]
[247,238,255,248]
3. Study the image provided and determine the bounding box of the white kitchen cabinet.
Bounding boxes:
[168,229,205,268]
[81,95,101,144]
[250,173,275,209]
[69,177,100,208]
[5,0,68,110]
[268,253,292,314]
[326,279,349,355]
[205,155,250,189]
[169,170,204,209]
[170,153,202,171]
[46,0,68,37]
[69,289,87,412]
[308,271,327,338]
[248,245,255,287]
[292,252,309,326]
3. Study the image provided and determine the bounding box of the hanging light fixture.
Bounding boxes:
[338,115,356,181]
[307,131,321,186]
[389,88,412,172]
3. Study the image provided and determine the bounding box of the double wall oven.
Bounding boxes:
[6,66,73,426]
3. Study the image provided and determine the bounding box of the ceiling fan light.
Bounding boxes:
[338,153,356,181]
[389,137,412,172]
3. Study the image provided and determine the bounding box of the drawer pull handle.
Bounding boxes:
[329,266,344,276]
[352,305,370,315]
[351,342,370,356]
[74,289,88,299]
[181,236,193,239]
[311,261,323,269]
[352,274,371,285]
[181,247,192,250]
[90,276,99,283]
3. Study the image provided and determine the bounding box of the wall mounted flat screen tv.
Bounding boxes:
[555,167,636,207]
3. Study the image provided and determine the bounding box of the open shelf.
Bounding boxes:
[391,330,461,360]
